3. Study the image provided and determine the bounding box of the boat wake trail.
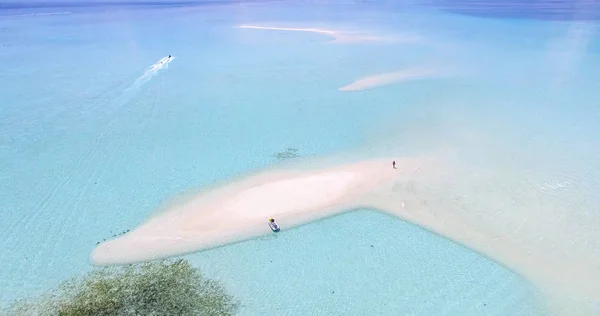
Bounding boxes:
[126,56,174,92]
[94,55,174,140]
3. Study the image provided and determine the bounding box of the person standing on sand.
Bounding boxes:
[392,160,396,169]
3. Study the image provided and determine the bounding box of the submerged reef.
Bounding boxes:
[274,148,300,160]
[5,259,239,316]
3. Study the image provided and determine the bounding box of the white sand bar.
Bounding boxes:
[339,68,439,91]
[91,158,418,266]
[91,155,600,314]
[236,24,396,43]
[238,25,336,36]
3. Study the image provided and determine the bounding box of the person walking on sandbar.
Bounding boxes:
[392,160,396,169]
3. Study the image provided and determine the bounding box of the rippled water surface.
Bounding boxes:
[1,0,599,314]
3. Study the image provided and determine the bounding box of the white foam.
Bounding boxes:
[127,55,174,91]
[338,68,439,91]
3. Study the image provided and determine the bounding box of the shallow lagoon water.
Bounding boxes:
[1,0,599,314]
[189,210,542,316]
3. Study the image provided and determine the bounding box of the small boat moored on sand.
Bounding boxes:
[268,218,280,232]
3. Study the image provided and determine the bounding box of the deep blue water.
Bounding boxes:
[0,0,279,9]
[429,0,600,20]
[4,0,600,21]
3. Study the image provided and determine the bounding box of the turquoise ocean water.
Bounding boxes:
[2,1,600,315]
